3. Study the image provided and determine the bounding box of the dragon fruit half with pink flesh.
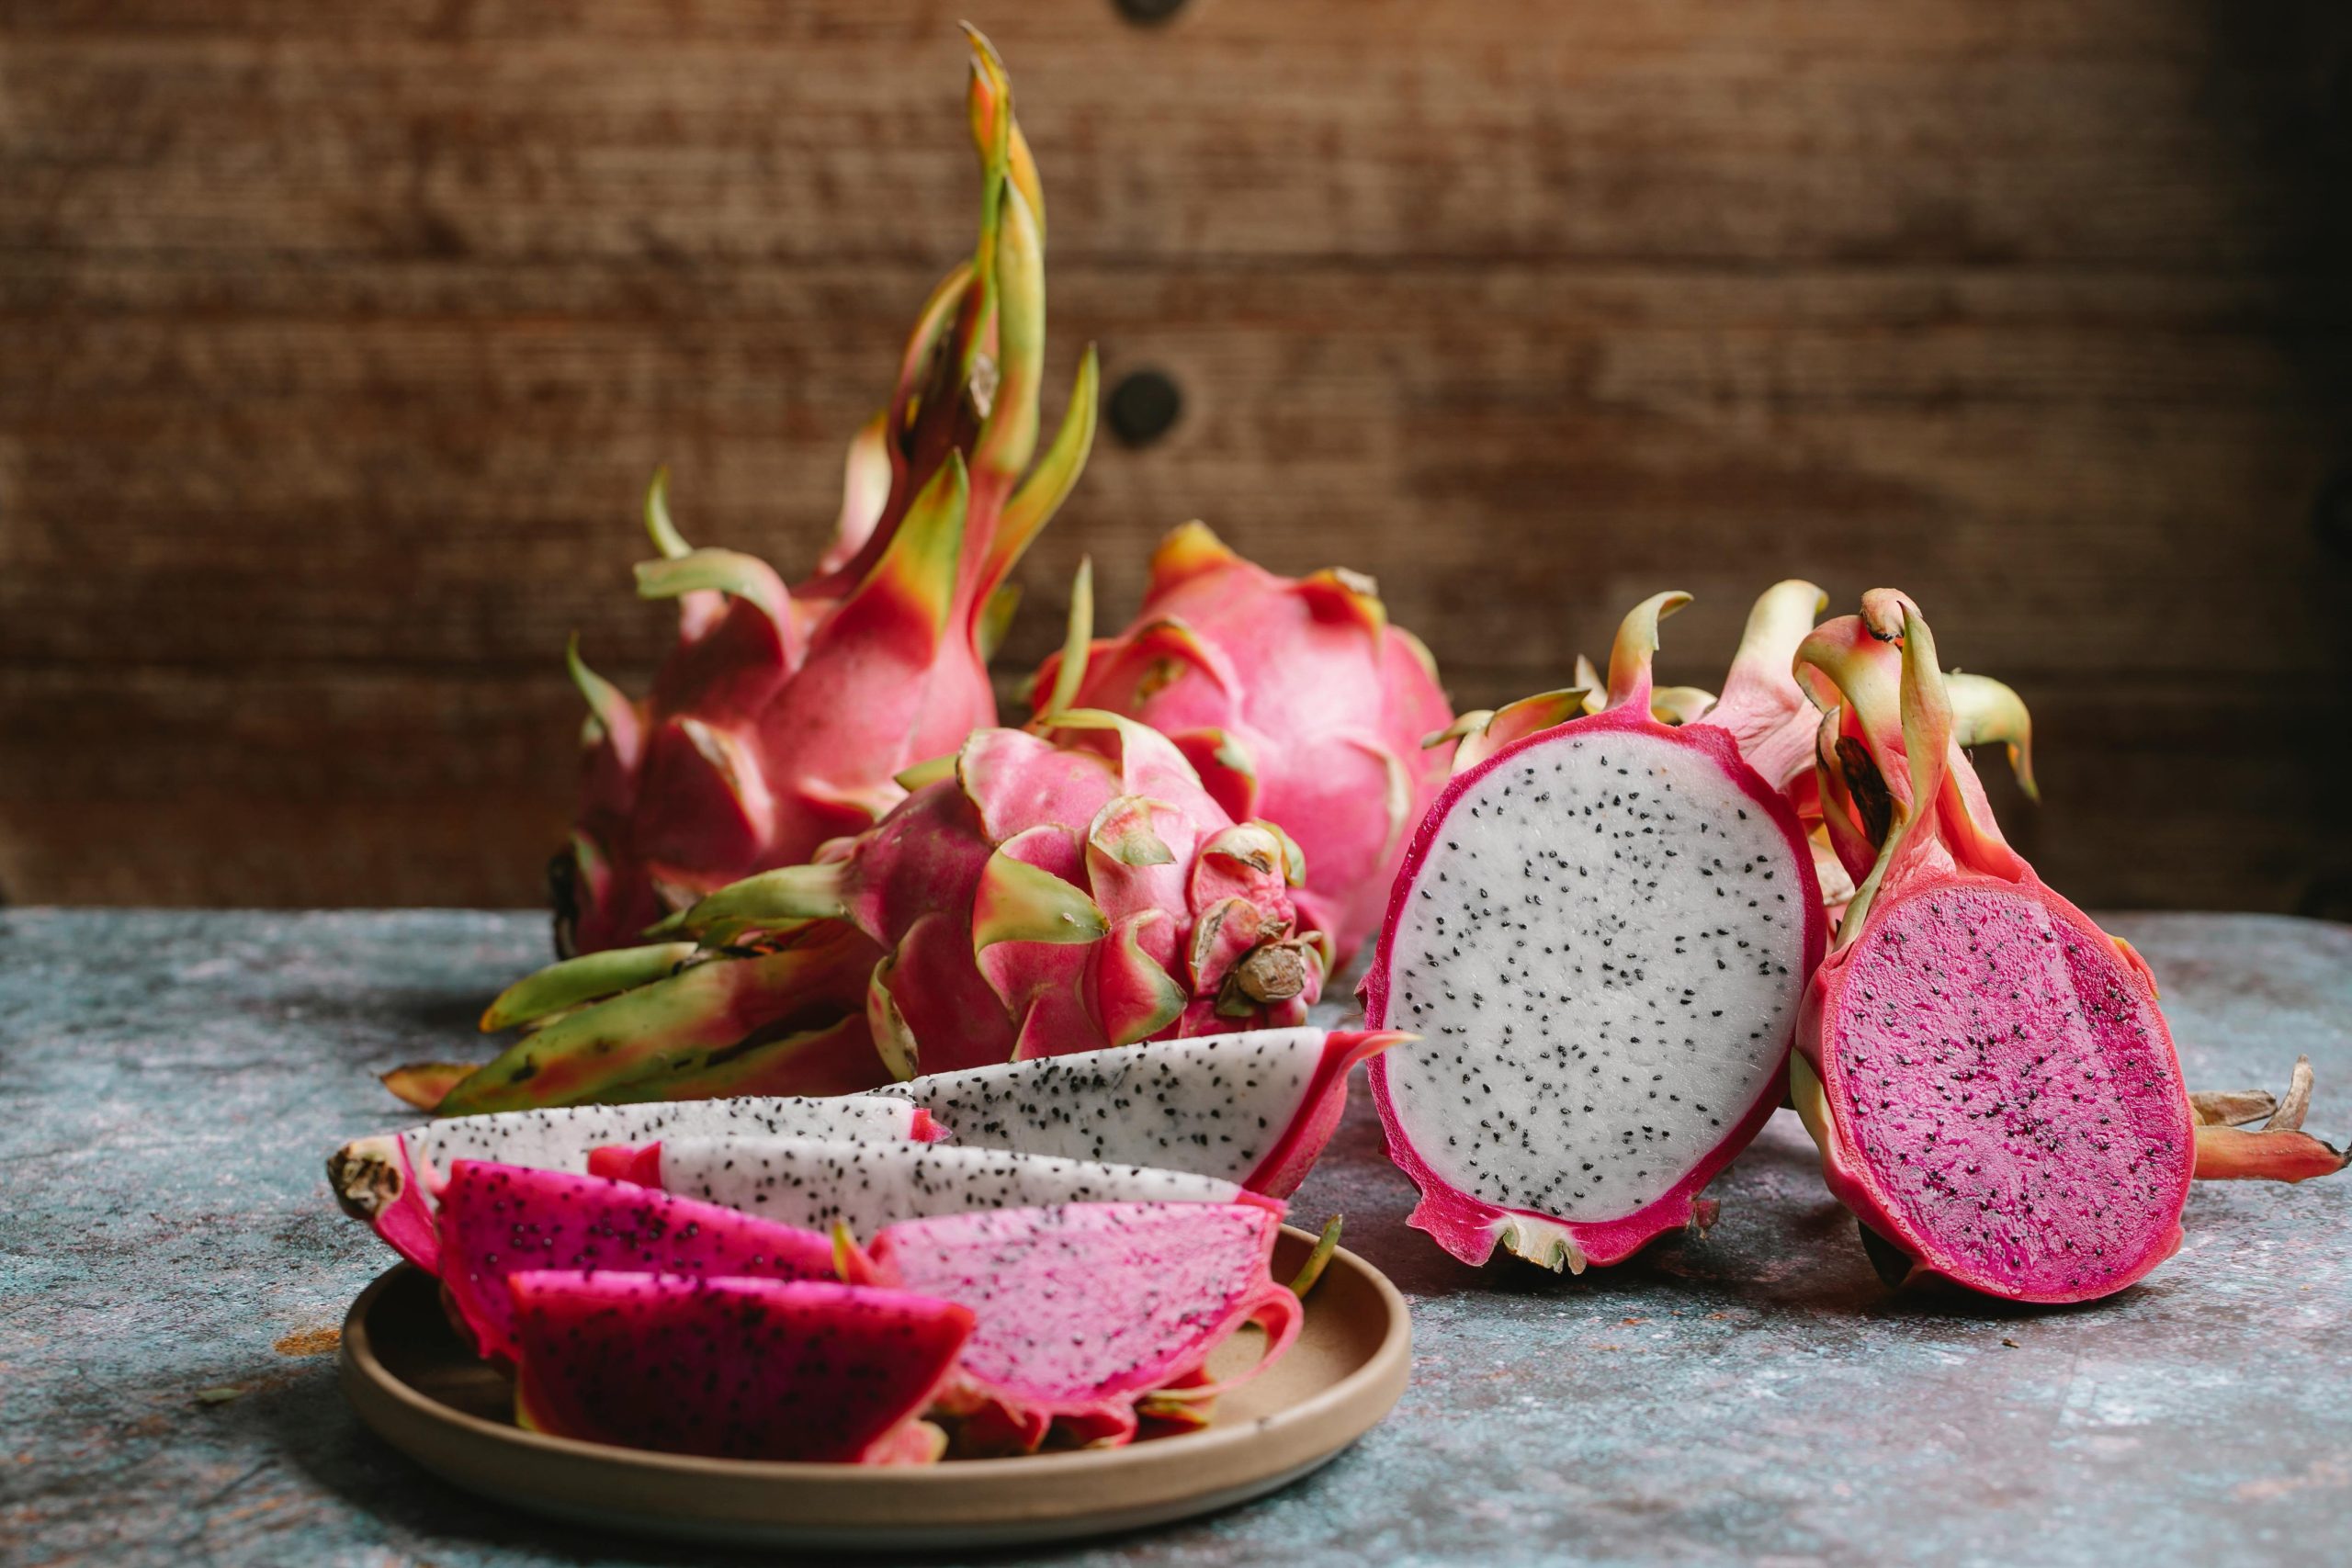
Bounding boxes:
[450,712,1329,1111]
[1363,592,1828,1271]
[873,1025,1405,1199]
[601,1136,1281,1236]
[433,1160,840,1363]
[1787,593,2196,1303]
[841,1201,1302,1453]
[325,1089,932,1273]
[558,32,1098,955]
[1028,523,1455,967]
[508,1272,971,1464]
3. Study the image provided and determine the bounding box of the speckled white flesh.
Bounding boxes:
[876,1028,1325,1176]
[400,1095,921,1205]
[652,1137,1254,1235]
[1382,728,1805,1221]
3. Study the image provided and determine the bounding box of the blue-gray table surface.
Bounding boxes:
[4,910,2347,1568]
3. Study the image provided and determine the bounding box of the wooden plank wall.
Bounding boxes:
[4,1,2348,918]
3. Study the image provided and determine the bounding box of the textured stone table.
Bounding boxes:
[5,910,2348,1567]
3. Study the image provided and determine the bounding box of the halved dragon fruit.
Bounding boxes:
[1788,593,2194,1303]
[874,1026,1404,1198]
[605,1136,1279,1235]
[507,1272,971,1463]
[1363,592,1828,1271]
[433,1161,836,1362]
[842,1201,1301,1453]
[325,1091,931,1273]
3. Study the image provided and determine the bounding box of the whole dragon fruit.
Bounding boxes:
[558,30,1099,954]
[842,1201,1302,1453]
[507,1272,971,1464]
[1028,523,1454,967]
[449,712,1329,1111]
[1788,592,2194,1303]
[604,1137,1280,1235]
[1363,592,1828,1271]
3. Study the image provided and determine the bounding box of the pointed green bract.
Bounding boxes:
[634,548,788,626]
[976,582,1023,662]
[986,346,1100,602]
[893,753,958,792]
[971,852,1110,950]
[1948,671,2039,801]
[565,636,635,745]
[1036,558,1095,722]
[679,864,851,935]
[481,942,700,1033]
[849,452,969,642]
[643,466,691,559]
[1604,591,1691,712]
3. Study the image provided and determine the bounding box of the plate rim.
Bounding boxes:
[338,1224,1411,1543]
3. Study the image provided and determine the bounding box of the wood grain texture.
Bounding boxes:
[3,0,2348,916]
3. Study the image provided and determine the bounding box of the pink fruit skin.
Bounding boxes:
[854,1201,1302,1451]
[507,1272,970,1464]
[1035,524,1453,969]
[435,1160,835,1363]
[1362,704,1827,1269]
[1238,1030,1407,1199]
[1799,875,2189,1303]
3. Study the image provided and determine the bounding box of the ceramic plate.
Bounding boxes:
[339,1224,1410,1551]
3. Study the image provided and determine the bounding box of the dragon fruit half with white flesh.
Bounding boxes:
[325,1091,933,1273]
[842,1201,1302,1453]
[507,1272,971,1464]
[1788,593,2195,1303]
[1363,592,1828,1271]
[599,1136,1281,1236]
[875,1026,1405,1198]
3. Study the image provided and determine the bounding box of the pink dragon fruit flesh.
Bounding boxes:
[1363,592,1828,1271]
[842,1201,1302,1453]
[325,1090,932,1273]
[448,712,1330,1113]
[1788,593,2194,1303]
[873,1025,1405,1199]
[434,1160,836,1363]
[558,31,1099,956]
[601,1136,1280,1237]
[1029,523,1455,968]
[508,1272,971,1464]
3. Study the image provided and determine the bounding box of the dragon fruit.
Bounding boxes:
[452,712,1329,1111]
[1363,592,1828,1271]
[874,1026,1404,1199]
[434,1160,838,1363]
[507,1272,970,1464]
[605,1137,1279,1235]
[325,1089,931,1272]
[841,1201,1302,1453]
[1028,523,1454,967]
[1788,592,2193,1303]
[2191,1057,2350,1181]
[557,30,1099,955]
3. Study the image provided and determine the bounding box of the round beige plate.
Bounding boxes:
[339,1224,1411,1551]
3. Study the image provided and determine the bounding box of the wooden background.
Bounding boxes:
[4,1,2348,919]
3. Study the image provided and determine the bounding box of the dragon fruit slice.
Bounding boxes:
[842,1201,1301,1453]
[434,1161,836,1363]
[1363,592,1828,1271]
[1029,522,1455,968]
[452,712,1329,1112]
[608,1136,1279,1235]
[325,1090,930,1273]
[1788,592,2193,1303]
[559,31,1099,957]
[507,1272,970,1464]
[874,1026,1404,1198]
